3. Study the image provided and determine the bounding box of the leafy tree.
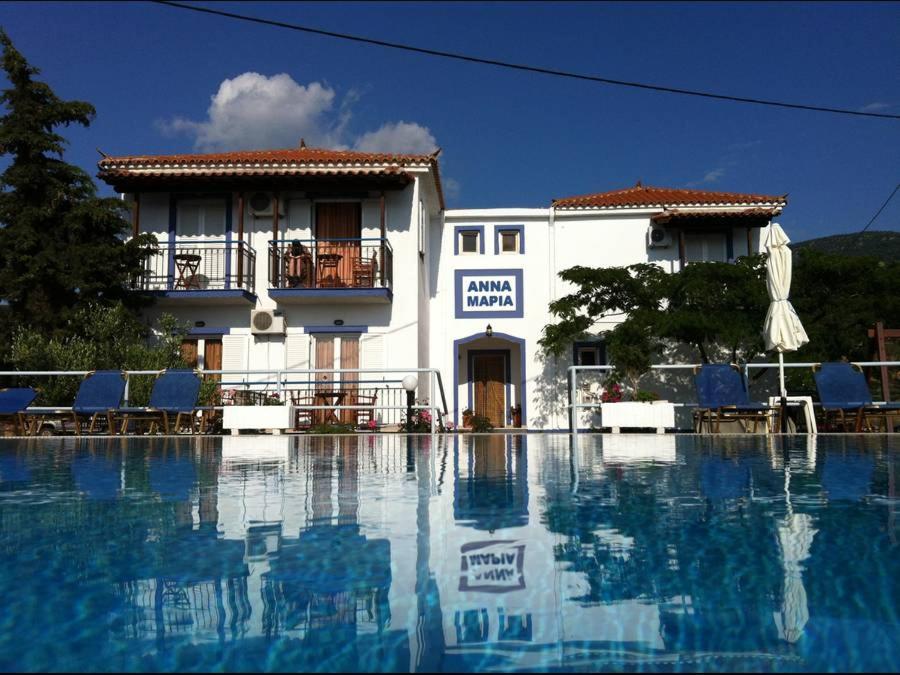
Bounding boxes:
[0,29,154,354]
[539,258,767,396]
[540,249,900,398]
[9,302,188,406]
[658,255,769,364]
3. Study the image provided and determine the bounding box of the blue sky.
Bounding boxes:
[1,1,898,240]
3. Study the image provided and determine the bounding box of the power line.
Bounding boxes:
[851,182,900,244]
[151,0,899,122]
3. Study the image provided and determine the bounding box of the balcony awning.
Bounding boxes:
[651,207,777,228]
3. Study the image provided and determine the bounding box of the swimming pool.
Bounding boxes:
[0,434,897,672]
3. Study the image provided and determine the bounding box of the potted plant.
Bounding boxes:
[598,322,674,432]
[462,408,474,429]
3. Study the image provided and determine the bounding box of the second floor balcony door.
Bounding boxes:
[316,202,361,288]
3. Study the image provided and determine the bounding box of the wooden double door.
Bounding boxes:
[472,353,507,428]
[315,202,361,288]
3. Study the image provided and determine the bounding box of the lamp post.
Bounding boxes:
[485,324,493,338]
[403,374,418,433]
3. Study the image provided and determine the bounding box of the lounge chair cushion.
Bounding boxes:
[148,369,202,413]
[694,364,755,409]
[72,371,126,415]
[0,388,38,414]
[813,362,873,409]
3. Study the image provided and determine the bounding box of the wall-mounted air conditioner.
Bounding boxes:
[250,309,285,335]
[248,192,286,218]
[647,223,673,248]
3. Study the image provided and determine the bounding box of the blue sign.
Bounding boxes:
[455,269,524,319]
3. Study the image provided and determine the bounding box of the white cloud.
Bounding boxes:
[686,167,726,187]
[159,72,351,151]
[858,101,892,113]
[354,121,438,154]
[159,72,439,159]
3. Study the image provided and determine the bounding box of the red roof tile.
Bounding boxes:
[97,145,445,208]
[553,183,787,209]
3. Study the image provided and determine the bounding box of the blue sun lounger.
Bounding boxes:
[69,370,127,434]
[694,364,778,433]
[0,388,38,436]
[117,369,202,434]
[813,362,900,432]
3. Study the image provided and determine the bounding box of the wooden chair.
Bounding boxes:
[355,390,379,427]
[290,391,315,430]
[352,251,378,288]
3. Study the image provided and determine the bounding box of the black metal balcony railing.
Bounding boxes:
[132,241,256,293]
[268,238,393,290]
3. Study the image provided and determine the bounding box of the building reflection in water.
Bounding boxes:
[0,434,898,671]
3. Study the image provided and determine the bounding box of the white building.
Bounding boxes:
[98,146,786,430]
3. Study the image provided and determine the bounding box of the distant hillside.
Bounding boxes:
[794,230,900,262]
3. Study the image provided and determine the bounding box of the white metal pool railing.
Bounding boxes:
[0,367,450,433]
[567,361,900,434]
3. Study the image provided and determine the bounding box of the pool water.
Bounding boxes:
[0,434,897,672]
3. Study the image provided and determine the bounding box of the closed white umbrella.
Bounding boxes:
[763,223,809,429]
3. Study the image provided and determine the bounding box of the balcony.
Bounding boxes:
[133,241,257,304]
[268,238,394,304]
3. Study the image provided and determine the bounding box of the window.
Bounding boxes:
[177,200,226,238]
[500,231,519,254]
[454,226,485,255]
[684,232,729,263]
[573,341,606,367]
[461,231,480,254]
[418,199,426,256]
[493,224,524,254]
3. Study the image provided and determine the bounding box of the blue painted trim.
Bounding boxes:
[224,194,233,289]
[493,224,525,254]
[150,289,256,302]
[454,225,485,255]
[167,195,177,290]
[188,326,231,336]
[302,325,369,334]
[454,268,524,319]
[452,330,527,428]
[467,349,512,426]
[269,288,393,302]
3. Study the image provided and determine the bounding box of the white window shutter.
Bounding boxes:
[360,333,384,371]
[222,335,248,386]
[285,334,311,370]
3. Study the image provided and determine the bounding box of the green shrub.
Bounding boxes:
[8,303,190,406]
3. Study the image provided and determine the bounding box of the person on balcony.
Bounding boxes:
[285,239,312,288]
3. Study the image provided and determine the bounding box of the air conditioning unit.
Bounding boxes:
[647,224,673,248]
[251,309,285,335]
[248,192,286,218]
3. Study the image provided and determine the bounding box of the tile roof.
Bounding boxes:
[97,145,445,208]
[553,183,787,209]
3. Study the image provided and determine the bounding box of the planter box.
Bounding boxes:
[600,401,675,433]
[222,405,294,435]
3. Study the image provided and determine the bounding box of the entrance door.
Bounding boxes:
[472,354,506,428]
[315,202,361,287]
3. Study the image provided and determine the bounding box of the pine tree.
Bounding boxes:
[0,29,153,342]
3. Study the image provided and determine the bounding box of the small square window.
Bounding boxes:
[577,347,598,366]
[500,231,519,253]
[461,231,479,254]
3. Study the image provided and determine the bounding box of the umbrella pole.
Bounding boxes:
[779,352,788,433]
